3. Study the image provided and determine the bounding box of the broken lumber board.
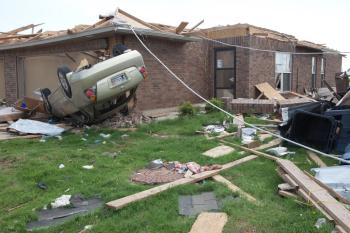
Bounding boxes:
[189,212,228,233]
[278,190,299,199]
[175,21,188,34]
[106,155,257,209]
[213,175,257,203]
[0,107,24,122]
[255,82,285,100]
[335,225,347,233]
[277,159,350,230]
[253,138,282,151]
[187,19,204,33]
[0,132,41,141]
[307,151,327,168]
[220,140,278,161]
[304,171,350,206]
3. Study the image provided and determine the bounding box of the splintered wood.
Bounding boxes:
[276,159,350,232]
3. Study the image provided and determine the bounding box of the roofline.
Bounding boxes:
[0,25,200,51]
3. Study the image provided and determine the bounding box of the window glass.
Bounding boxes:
[275,53,291,73]
[312,57,316,74]
[320,58,325,74]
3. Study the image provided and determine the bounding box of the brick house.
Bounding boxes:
[203,24,343,99]
[0,12,343,111]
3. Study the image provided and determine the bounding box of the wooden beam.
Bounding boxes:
[278,190,299,199]
[220,140,278,161]
[213,175,257,203]
[188,20,204,32]
[189,212,228,233]
[106,155,257,209]
[175,21,188,34]
[307,151,327,168]
[118,9,164,32]
[277,159,350,230]
[2,23,44,36]
[0,33,39,40]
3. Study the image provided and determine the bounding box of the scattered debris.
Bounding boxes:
[58,164,65,169]
[26,195,102,231]
[99,111,151,128]
[203,125,225,134]
[99,133,111,139]
[50,195,71,208]
[8,119,65,136]
[266,147,295,157]
[314,218,327,229]
[37,182,48,190]
[82,165,94,170]
[178,192,219,216]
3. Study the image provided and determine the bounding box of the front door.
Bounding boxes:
[214,48,236,98]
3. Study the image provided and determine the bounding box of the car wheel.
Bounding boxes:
[40,88,52,114]
[57,66,72,98]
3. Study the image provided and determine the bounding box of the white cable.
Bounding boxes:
[200,36,350,55]
[127,25,350,165]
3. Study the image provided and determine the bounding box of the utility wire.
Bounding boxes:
[125,25,350,165]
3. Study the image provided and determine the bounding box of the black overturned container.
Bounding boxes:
[289,110,338,153]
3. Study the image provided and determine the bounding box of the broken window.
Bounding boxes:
[311,57,317,89]
[275,52,291,91]
[320,58,325,87]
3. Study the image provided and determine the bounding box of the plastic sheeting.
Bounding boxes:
[9,119,65,136]
[312,166,350,201]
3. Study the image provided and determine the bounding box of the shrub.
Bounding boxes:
[205,98,224,113]
[178,101,196,116]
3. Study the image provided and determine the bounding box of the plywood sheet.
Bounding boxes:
[255,82,285,100]
[203,145,235,158]
[189,212,228,233]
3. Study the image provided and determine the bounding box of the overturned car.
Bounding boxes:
[41,45,147,125]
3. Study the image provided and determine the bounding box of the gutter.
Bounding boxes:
[0,25,200,51]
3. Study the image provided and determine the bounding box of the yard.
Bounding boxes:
[0,112,337,233]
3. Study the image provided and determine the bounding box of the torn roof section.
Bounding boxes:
[201,23,341,54]
[0,8,199,51]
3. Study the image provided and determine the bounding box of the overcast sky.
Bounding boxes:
[1,0,349,70]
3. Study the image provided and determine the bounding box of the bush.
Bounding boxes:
[178,101,197,116]
[205,98,224,113]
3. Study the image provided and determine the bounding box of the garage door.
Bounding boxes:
[0,58,5,99]
[24,53,97,98]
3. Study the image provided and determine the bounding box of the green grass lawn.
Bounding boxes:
[0,112,337,233]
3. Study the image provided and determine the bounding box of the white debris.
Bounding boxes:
[50,195,71,208]
[82,165,94,170]
[266,147,295,157]
[9,119,65,136]
[99,133,111,139]
[58,164,65,169]
[203,125,225,133]
[241,127,257,144]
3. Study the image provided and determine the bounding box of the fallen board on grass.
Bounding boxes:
[307,151,327,168]
[189,212,228,233]
[106,155,257,209]
[277,159,350,231]
[212,175,257,203]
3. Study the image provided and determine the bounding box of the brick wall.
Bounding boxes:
[4,55,17,103]
[122,36,209,110]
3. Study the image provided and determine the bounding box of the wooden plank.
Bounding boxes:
[0,33,39,40]
[118,9,165,32]
[287,91,317,102]
[220,140,278,161]
[335,225,347,233]
[189,212,228,233]
[255,82,285,101]
[203,145,235,158]
[253,138,282,150]
[307,151,327,168]
[276,167,299,188]
[187,20,204,33]
[0,107,24,122]
[304,171,350,205]
[277,159,350,231]
[297,188,334,221]
[106,155,257,209]
[1,23,42,36]
[213,175,257,203]
[278,190,299,199]
[175,22,188,34]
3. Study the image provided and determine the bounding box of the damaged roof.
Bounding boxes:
[201,23,340,53]
[0,9,199,51]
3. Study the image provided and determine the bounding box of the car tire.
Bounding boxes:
[57,66,72,98]
[40,88,52,114]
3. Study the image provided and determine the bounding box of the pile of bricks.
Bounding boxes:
[227,99,276,114]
